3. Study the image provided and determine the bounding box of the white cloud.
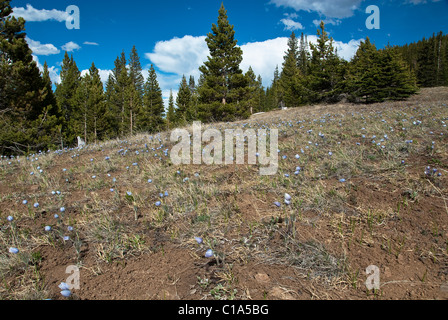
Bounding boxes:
[240,38,289,88]
[145,35,209,79]
[61,41,81,52]
[332,38,363,61]
[145,35,362,105]
[26,37,60,56]
[83,42,100,46]
[11,4,69,22]
[81,69,112,84]
[32,55,61,84]
[270,0,365,18]
[280,18,304,31]
[312,18,341,27]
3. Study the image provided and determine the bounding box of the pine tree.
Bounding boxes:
[187,75,198,121]
[376,47,418,101]
[128,46,144,134]
[176,75,191,124]
[417,36,437,87]
[142,64,165,133]
[308,21,345,103]
[298,33,310,75]
[266,66,280,110]
[347,37,382,103]
[86,63,106,143]
[112,51,131,136]
[73,72,90,143]
[32,62,63,151]
[280,32,304,108]
[167,90,176,129]
[198,2,250,122]
[1,0,59,153]
[55,52,81,146]
[347,37,417,103]
[256,75,266,112]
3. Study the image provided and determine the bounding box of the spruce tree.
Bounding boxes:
[198,2,250,122]
[55,52,81,146]
[298,33,310,75]
[347,37,382,103]
[280,32,304,108]
[308,21,345,103]
[142,64,165,133]
[167,90,176,129]
[176,75,191,124]
[86,63,106,143]
[376,47,418,101]
[347,37,417,103]
[128,46,144,134]
[104,73,119,138]
[1,0,59,153]
[187,75,198,122]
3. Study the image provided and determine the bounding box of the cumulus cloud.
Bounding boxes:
[61,41,81,52]
[145,34,362,103]
[240,38,289,88]
[11,4,69,22]
[332,38,363,61]
[270,0,365,18]
[26,37,60,56]
[145,35,209,79]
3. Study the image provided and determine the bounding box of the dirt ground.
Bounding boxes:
[1,87,448,301]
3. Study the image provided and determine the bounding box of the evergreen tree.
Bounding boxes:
[280,32,304,108]
[142,64,165,133]
[0,0,59,153]
[86,63,106,143]
[128,46,144,134]
[104,73,119,138]
[347,37,417,103]
[245,67,265,114]
[256,75,266,112]
[187,75,198,121]
[376,47,418,101]
[112,51,131,136]
[417,36,438,87]
[73,72,90,143]
[55,52,81,145]
[31,62,63,151]
[347,37,382,103]
[298,33,310,75]
[176,75,191,124]
[167,89,176,129]
[198,2,250,122]
[308,21,345,103]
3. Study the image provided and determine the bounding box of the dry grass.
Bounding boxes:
[1,87,448,300]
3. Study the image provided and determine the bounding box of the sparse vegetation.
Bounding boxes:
[1,87,447,300]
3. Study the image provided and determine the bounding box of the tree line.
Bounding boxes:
[0,1,445,155]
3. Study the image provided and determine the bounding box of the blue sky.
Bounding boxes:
[9,0,448,105]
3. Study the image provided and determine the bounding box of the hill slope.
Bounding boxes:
[1,87,448,300]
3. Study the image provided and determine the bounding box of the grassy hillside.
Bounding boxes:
[1,87,448,300]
